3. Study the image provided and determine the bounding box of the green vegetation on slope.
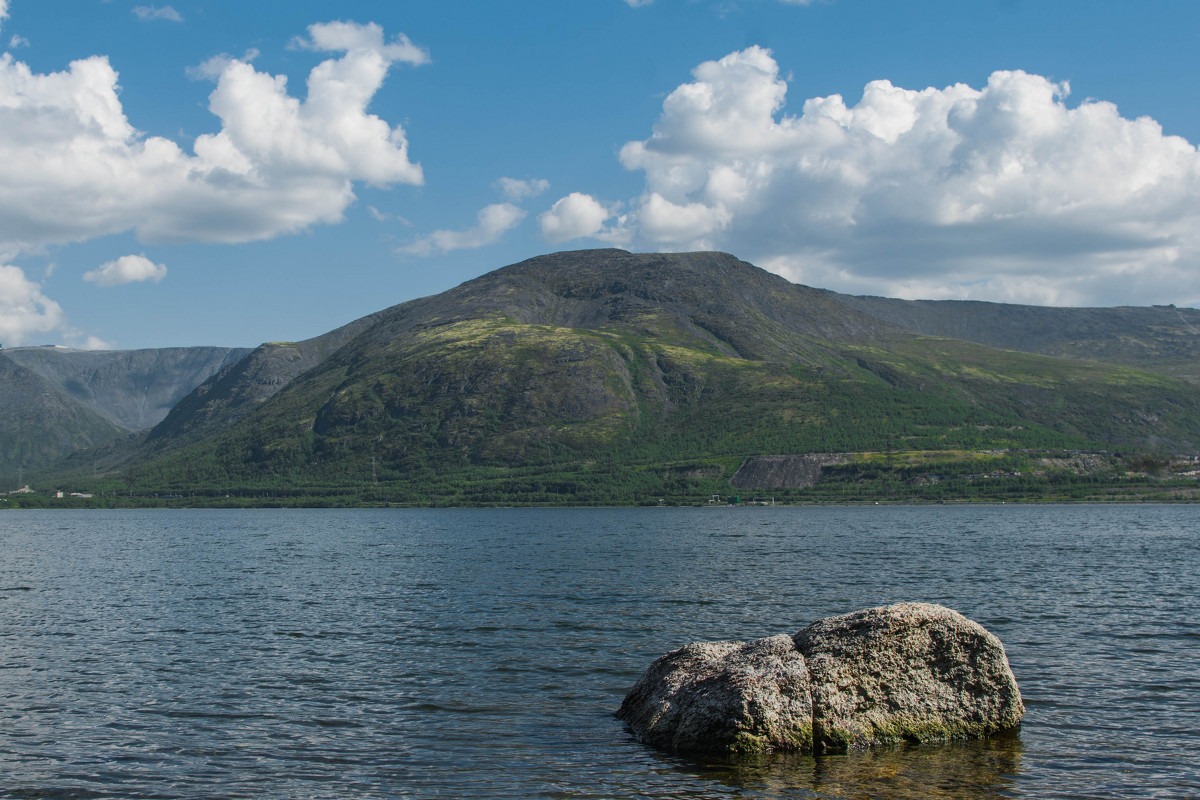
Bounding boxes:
[0,355,129,486]
[25,250,1200,505]
[54,323,1200,504]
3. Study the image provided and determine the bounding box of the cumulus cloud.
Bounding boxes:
[565,47,1200,307]
[540,192,615,244]
[0,20,426,255]
[186,49,260,80]
[401,203,526,256]
[291,20,429,66]
[0,20,428,345]
[132,5,183,22]
[83,254,167,287]
[495,176,550,202]
[0,264,64,346]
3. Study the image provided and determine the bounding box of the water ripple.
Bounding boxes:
[0,505,1197,798]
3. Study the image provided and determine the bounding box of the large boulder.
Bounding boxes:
[796,603,1025,753]
[618,603,1023,755]
[615,634,813,754]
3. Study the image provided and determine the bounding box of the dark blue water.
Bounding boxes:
[0,505,1197,799]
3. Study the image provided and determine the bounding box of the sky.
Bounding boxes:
[2,0,1200,351]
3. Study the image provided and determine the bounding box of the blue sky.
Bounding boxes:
[2,0,1200,350]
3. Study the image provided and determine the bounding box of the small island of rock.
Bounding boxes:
[618,603,1024,755]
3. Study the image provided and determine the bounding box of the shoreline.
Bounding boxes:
[5,494,1199,510]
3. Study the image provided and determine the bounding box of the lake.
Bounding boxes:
[1,505,1197,798]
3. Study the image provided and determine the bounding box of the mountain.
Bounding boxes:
[3,345,249,431]
[0,345,248,483]
[146,315,382,447]
[833,295,1200,383]
[0,354,128,484]
[61,249,1197,505]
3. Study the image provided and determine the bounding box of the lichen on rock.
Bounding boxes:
[618,603,1024,755]
[616,633,813,754]
[796,603,1026,753]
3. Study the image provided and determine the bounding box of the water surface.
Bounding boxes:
[1,505,1197,798]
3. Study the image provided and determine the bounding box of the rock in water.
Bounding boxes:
[618,603,1024,755]
[616,634,813,754]
[795,603,1025,753]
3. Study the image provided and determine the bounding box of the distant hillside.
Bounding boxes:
[0,354,128,485]
[0,345,249,481]
[833,295,1200,383]
[4,345,249,431]
[146,315,382,448]
[56,249,1198,505]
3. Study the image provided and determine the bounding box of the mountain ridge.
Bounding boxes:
[0,353,128,477]
[77,250,1200,503]
[3,345,250,431]
[834,294,1200,383]
[8,250,1200,502]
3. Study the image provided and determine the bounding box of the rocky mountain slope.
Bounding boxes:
[0,355,128,479]
[834,295,1200,383]
[0,345,248,483]
[146,315,381,448]
[4,345,248,431]
[11,250,1200,502]
[62,249,1197,503]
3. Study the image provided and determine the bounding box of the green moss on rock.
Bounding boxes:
[619,603,1024,756]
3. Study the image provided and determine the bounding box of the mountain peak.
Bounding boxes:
[11,250,1200,496]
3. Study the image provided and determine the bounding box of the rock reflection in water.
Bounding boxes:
[674,733,1023,799]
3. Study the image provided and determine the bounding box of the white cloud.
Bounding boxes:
[571,47,1200,307]
[0,1,8,34]
[0,20,429,345]
[83,254,167,287]
[625,0,654,6]
[0,21,426,255]
[0,264,64,346]
[80,335,114,350]
[637,192,730,247]
[132,5,183,23]
[186,49,260,80]
[291,20,429,66]
[539,192,614,244]
[366,205,413,225]
[495,176,550,202]
[401,203,526,256]
[9,34,27,48]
